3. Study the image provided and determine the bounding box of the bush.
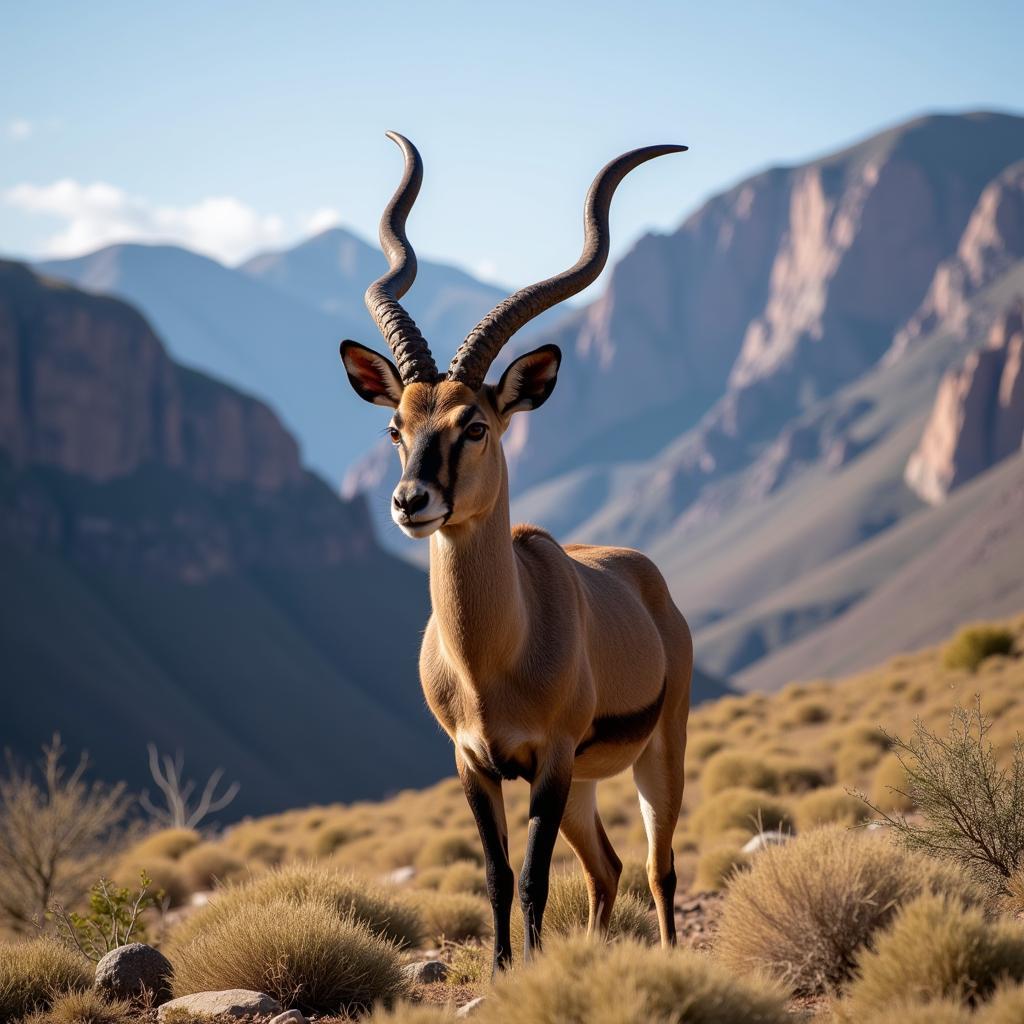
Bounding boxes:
[0,937,89,1020]
[981,983,1024,1023]
[131,828,201,861]
[18,989,135,1024]
[943,625,1014,672]
[618,859,653,906]
[715,826,985,996]
[167,863,424,950]
[689,787,791,840]
[1007,868,1024,916]
[702,752,777,795]
[509,871,656,954]
[176,842,244,891]
[171,894,408,1013]
[695,845,750,891]
[784,699,832,726]
[870,752,915,813]
[53,873,160,961]
[792,787,870,830]
[864,700,1024,899]
[767,756,830,794]
[364,1005,455,1024]
[473,934,789,1024]
[437,860,487,897]
[414,832,483,870]
[687,734,726,762]
[114,856,189,908]
[836,895,1024,1019]
[314,824,358,857]
[407,890,491,944]
[443,940,490,986]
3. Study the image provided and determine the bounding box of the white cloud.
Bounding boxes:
[305,206,342,235]
[3,179,291,264]
[7,119,33,141]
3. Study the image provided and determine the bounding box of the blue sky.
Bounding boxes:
[2,1,1021,287]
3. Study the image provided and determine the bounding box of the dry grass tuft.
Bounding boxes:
[18,989,135,1024]
[0,937,89,1021]
[701,752,778,795]
[363,1005,455,1023]
[792,786,870,830]
[169,895,409,1014]
[836,895,1024,1019]
[716,826,985,996]
[943,625,1015,672]
[176,842,244,891]
[130,828,201,861]
[695,845,750,891]
[689,787,791,840]
[870,752,915,812]
[436,860,487,897]
[980,982,1024,1023]
[406,890,491,944]
[474,934,789,1024]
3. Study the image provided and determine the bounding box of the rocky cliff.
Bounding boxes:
[905,301,1024,504]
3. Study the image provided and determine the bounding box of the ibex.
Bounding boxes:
[340,133,692,971]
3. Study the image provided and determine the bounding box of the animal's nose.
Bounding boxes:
[393,488,430,517]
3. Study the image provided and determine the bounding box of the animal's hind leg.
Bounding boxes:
[633,725,685,946]
[559,779,622,935]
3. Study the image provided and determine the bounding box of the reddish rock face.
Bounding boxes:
[905,302,1024,504]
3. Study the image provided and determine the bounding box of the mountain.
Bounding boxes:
[33,230,543,486]
[0,260,455,816]
[343,111,1024,690]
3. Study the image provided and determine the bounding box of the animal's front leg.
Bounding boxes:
[519,743,573,961]
[458,755,514,974]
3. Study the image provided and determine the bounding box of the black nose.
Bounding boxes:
[393,489,430,517]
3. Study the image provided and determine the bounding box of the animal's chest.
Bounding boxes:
[455,726,537,782]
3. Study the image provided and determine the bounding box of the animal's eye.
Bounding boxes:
[388,427,402,444]
[465,422,487,441]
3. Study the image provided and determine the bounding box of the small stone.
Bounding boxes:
[383,865,416,885]
[741,829,792,854]
[157,990,282,1022]
[270,1012,308,1024]
[402,959,449,985]
[457,997,486,1018]
[94,943,173,1004]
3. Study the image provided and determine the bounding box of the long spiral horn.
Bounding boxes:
[447,144,686,391]
[365,132,438,384]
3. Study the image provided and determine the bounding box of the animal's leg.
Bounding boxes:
[559,779,622,935]
[632,725,685,947]
[458,755,514,974]
[519,744,573,961]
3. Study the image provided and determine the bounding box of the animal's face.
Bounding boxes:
[341,342,560,538]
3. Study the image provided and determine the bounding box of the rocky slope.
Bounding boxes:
[905,300,1024,504]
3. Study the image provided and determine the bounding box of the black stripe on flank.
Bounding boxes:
[575,678,667,756]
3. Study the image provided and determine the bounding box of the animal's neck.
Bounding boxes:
[428,455,526,682]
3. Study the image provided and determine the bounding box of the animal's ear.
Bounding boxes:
[492,345,561,416]
[340,340,404,407]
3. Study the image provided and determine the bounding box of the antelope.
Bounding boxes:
[340,133,692,971]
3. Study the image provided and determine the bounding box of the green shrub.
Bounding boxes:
[716,826,985,996]
[170,895,409,1014]
[509,871,656,954]
[407,890,491,944]
[695,845,750,891]
[702,752,778,795]
[0,937,89,1020]
[167,863,424,950]
[176,842,244,891]
[474,934,789,1024]
[792,787,870,830]
[53,873,160,961]
[943,625,1014,672]
[864,701,1024,899]
[837,895,1024,1019]
[690,787,791,840]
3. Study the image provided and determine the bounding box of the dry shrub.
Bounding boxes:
[474,934,789,1024]
[176,842,244,891]
[835,727,892,783]
[688,734,726,762]
[870,752,915,812]
[767,756,829,794]
[980,983,1024,1023]
[437,860,486,897]
[170,895,409,1014]
[0,936,89,1020]
[364,1004,454,1023]
[792,787,870,830]
[784,699,832,726]
[1007,868,1024,916]
[407,891,490,944]
[509,870,656,953]
[851,1001,971,1024]
[443,940,490,986]
[943,625,1015,672]
[18,989,134,1024]
[716,826,985,996]
[114,856,188,908]
[618,859,654,906]
[695,845,750,891]
[314,824,358,857]
[414,832,483,870]
[836,895,1024,1019]
[702,752,777,795]
[131,828,200,861]
[689,787,791,840]
[167,862,423,950]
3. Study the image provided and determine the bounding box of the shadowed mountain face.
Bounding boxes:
[0,261,454,815]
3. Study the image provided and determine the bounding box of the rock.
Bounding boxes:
[383,865,416,885]
[94,943,173,1004]
[742,830,792,854]
[270,1012,308,1024]
[157,990,282,1022]
[457,997,486,1018]
[402,959,449,985]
